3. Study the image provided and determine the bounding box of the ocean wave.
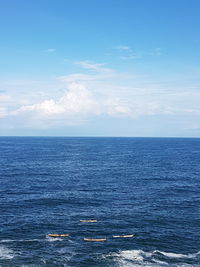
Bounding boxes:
[0,245,15,259]
[155,250,200,259]
[102,249,200,266]
[45,236,63,242]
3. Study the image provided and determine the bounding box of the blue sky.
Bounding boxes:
[0,0,200,136]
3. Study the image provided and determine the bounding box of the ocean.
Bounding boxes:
[0,137,199,267]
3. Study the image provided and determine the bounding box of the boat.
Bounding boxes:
[112,234,134,238]
[83,238,106,242]
[48,234,69,237]
[80,219,97,223]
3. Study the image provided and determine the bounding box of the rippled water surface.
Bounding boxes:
[0,137,200,266]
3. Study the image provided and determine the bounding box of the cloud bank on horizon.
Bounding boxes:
[0,0,200,136]
[1,60,200,136]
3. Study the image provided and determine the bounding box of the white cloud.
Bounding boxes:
[0,94,11,102]
[105,98,132,117]
[0,107,7,118]
[16,99,65,115]
[1,60,200,131]
[75,61,105,71]
[75,60,114,74]
[8,78,137,125]
[13,82,100,119]
[59,61,116,84]
[0,94,12,118]
[10,79,180,125]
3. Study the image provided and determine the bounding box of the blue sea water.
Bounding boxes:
[0,137,199,267]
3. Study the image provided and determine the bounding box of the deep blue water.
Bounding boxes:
[0,137,200,267]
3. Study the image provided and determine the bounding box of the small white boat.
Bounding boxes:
[80,219,97,223]
[113,234,134,238]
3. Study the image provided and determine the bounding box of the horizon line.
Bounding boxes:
[0,135,200,139]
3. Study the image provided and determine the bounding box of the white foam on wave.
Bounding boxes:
[0,245,15,259]
[46,236,62,242]
[119,250,146,261]
[152,258,168,265]
[158,251,187,258]
[102,249,200,266]
[155,250,200,259]
[102,250,154,267]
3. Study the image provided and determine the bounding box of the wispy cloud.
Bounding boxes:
[113,45,162,60]
[114,45,132,52]
[113,45,141,59]
[75,61,105,71]
[74,60,114,74]
[59,73,97,83]
[120,54,141,60]
[43,48,56,53]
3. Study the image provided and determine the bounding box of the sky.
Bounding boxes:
[0,0,200,137]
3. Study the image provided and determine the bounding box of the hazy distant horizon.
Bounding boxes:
[0,135,200,139]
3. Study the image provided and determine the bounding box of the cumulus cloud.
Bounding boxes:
[13,83,100,118]
[11,80,135,124]
[10,79,176,127]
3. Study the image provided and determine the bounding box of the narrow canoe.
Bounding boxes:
[48,234,69,237]
[80,219,97,223]
[83,238,106,242]
[113,234,134,238]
